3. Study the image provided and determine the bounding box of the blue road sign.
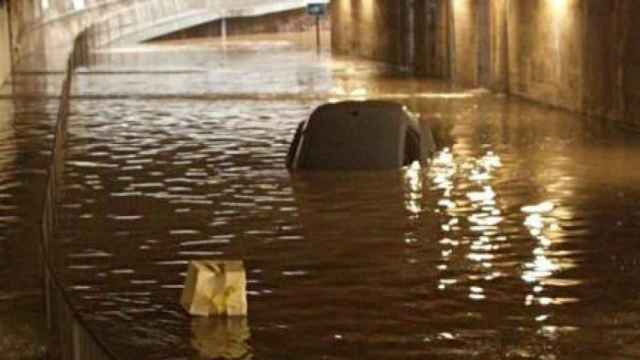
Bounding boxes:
[307,3,328,16]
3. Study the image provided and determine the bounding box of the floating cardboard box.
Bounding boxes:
[181,260,247,317]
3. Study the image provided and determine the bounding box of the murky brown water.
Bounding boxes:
[51,36,640,359]
[0,75,57,358]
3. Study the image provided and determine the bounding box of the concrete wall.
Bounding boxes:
[503,1,586,112]
[150,8,330,42]
[331,0,414,69]
[9,0,142,70]
[331,0,639,127]
[0,2,10,87]
[7,0,309,70]
[450,0,478,86]
[497,0,637,126]
[414,0,450,78]
[620,2,640,128]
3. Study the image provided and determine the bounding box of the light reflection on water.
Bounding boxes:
[0,100,15,272]
[0,92,59,356]
[51,37,640,359]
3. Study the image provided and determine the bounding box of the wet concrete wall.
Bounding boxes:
[151,8,330,42]
[331,0,414,69]
[619,2,640,128]
[331,0,639,126]
[9,0,142,69]
[450,0,478,86]
[414,0,450,78]
[501,1,589,114]
[8,0,310,69]
[495,0,637,126]
[0,2,10,87]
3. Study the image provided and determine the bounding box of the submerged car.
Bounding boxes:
[287,101,436,170]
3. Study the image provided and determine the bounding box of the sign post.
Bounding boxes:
[306,3,328,53]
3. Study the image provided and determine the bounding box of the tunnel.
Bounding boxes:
[1,0,640,359]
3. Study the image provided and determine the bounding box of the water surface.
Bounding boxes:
[0,77,57,358]
[56,36,640,359]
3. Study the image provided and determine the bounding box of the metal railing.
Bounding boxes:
[38,1,307,358]
[40,28,117,360]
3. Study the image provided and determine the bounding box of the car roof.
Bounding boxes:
[297,101,410,170]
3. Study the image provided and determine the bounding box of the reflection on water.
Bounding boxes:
[192,317,251,359]
[403,162,423,217]
[52,35,640,359]
[0,100,14,272]
[0,92,55,357]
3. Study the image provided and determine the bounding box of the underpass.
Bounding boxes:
[1,1,640,359]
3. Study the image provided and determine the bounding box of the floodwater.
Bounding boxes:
[0,81,55,358]
[50,34,640,359]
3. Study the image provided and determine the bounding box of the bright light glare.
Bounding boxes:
[550,0,569,16]
[522,201,555,214]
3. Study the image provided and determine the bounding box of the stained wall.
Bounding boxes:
[331,0,414,69]
[331,0,639,126]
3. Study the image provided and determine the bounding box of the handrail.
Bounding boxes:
[40,29,119,360]
[37,2,308,357]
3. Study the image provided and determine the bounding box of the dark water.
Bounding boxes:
[0,75,58,358]
[54,37,640,359]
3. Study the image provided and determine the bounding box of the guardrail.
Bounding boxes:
[38,2,309,358]
[40,28,117,360]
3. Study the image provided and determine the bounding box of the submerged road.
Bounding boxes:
[4,33,640,359]
[0,78,58,358]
